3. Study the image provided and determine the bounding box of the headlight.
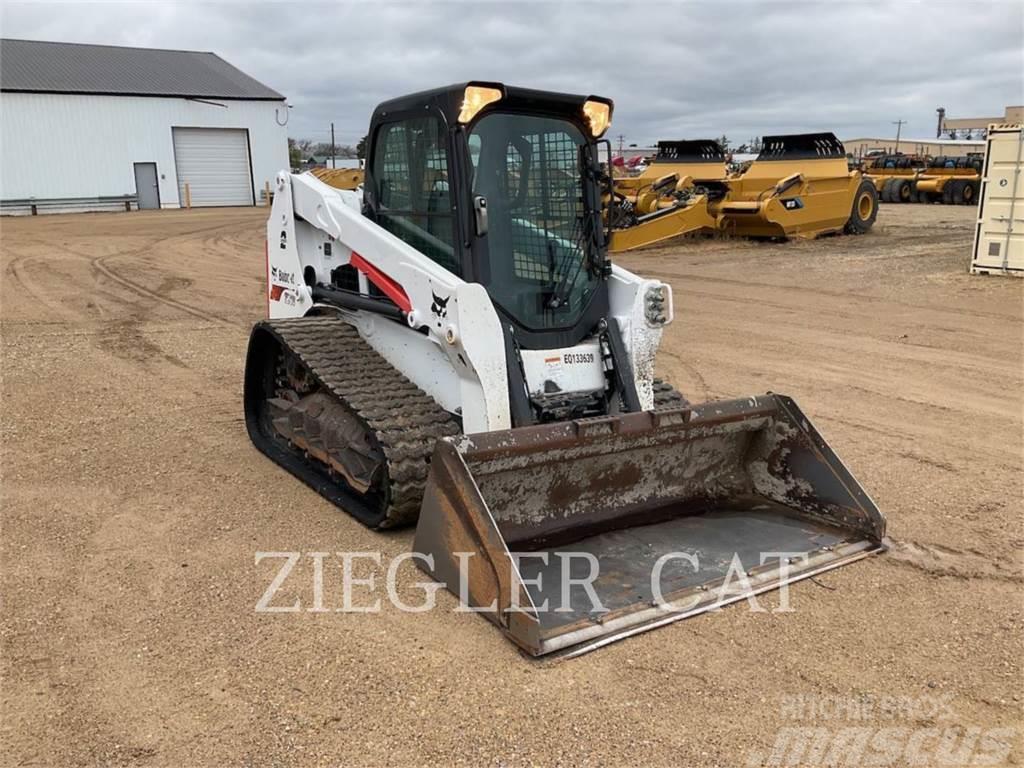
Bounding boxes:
[644,284,670,326]
[582,99,612,138]
[458,85,503,124]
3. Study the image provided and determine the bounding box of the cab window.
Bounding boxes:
[372,117,459,275]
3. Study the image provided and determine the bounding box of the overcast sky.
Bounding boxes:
[2,2,1022,147]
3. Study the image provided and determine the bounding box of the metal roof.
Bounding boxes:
[0,38,284,101]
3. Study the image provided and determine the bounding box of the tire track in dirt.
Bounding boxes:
[645,270,1017,322]
[665,285,1017,384]
[7,249,149,326]
[71,217,254,327]
[90,255,235,326]
[884,538,1023,583]
[6,252,84,322]
[5,218,253,329]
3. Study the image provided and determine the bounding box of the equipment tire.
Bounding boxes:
[845,179,879,234]
[881,179,895,203]
[960,180,978,206]
[895,179,913,203]
[942,182,957,205]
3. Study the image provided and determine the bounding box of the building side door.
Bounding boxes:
[134,162,160,210]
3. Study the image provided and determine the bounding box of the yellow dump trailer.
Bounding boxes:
[915,156,982,205]
[712,133,878,239]
[971,123,1024,276]
[864,154,928,203]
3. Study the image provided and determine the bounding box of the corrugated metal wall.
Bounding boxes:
[0,92,289,207]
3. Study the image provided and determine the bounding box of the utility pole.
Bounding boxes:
[330,122,336,168]
[892,119,906,154]
[617,134,624,155]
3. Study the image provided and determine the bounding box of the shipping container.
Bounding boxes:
[971,123,1024,276]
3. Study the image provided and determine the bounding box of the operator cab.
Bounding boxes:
[361,82,614,350]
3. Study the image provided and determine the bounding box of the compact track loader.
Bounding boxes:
[244,83,886,657]
[915,155,982,205]
[607,140,726,252]
[712,133,878,239]
[863,154,928,203]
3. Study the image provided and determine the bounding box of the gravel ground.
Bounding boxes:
[2,203,1021,766]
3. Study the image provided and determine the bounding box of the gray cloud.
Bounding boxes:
[2,1,1021,146]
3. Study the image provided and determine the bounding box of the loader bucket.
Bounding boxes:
[413,394,885,658]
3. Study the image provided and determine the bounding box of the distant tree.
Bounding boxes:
[736,143,749,154]
[718,135,731,152]
[288,137,313,167]
[356,134,368,160]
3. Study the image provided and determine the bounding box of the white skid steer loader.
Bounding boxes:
[244,82,886,657]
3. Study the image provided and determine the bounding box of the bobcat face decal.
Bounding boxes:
[430,292,450,319]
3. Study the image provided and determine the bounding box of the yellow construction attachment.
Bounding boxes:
[608,141,728,252]
[608,199,717,252]
[309,165,365,190]
[608,135,878,250]
[712,133,878,239]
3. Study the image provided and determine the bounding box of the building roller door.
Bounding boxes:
[172,127,254,207]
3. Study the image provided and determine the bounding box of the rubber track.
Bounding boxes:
[259,316,460,528]
[652,378,690,408]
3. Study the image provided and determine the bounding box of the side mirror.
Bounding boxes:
[473,194,488,236]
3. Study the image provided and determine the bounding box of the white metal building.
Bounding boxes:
[842,136,986,159]
[0,38,289,214]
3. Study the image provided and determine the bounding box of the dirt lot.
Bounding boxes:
[2,203,1021,767]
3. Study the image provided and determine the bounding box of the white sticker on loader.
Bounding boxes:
[521,343,604,396]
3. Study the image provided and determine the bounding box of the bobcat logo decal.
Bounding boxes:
[430,291,450,319]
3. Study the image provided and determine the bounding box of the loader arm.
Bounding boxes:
[267,170,512,433]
